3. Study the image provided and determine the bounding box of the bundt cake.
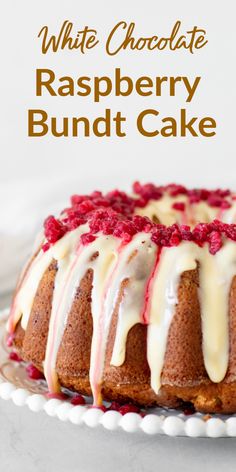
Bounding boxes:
[7,182,236,413]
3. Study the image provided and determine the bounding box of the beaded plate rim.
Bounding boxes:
[1,308,236,438]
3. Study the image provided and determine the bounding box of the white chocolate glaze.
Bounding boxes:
[108,234,157,366]
[43,231,157,403]
[44,233,120,395]
[147,240,236,393]
[86,235,120,405]
[8,250,51,333]
[8,226,86,334]
[89,233,157,404]
[147,243,198,393]
[199,242,236,382]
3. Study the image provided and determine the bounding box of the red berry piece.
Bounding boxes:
[44,215,66,244]
[80,233,96,245]
[91,404,107,412]
[98,405,107,412]
[208,230,222,255]
[71,394,86,406]
[9,351,23,362]
[26,363,45,380]
[42,242,50,252]
[172,202,186,212]
[119,404,140,415]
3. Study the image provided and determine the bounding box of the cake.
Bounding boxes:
[7,182,236,413]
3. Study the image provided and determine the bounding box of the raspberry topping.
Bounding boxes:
[172,202,185,212]
[80,233,97,245]
[71,394,86,405]
[108,401,145,416]
[133,182,231,210]
[208,230,223,255]
[108,401,121,411]
[26,363,45,380]
[44,216,66,245]
[133,181,163,205]
[42,183,236,255]
[9,351,23,362]
[119,404,140,415]
[91,404,107,412]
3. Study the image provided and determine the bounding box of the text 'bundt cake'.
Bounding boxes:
[7,182,236,413]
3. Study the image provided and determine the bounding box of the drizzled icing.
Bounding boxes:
[7,185,236,405]
[8,226,86,334]
[44,233,120,400]
[147,242,236,392]
[45,232,157,404]
[147,244,198,393]
[107,234,157,367]
[198,242,236,382]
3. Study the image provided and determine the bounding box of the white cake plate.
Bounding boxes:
[0,308,236,438]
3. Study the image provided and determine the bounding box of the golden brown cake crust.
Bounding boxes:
[13,264,236,414]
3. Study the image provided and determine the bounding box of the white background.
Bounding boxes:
[0,0,235,290]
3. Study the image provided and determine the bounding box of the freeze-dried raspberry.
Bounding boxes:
[81,233,96,245]
[208,231,223,255]
[172,202,186,212]
[44,216,66,244]
[119,404,140,415]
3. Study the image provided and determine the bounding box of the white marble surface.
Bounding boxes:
[0,399,236,472]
